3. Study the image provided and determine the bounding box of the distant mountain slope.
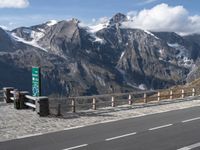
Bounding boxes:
[184,34,200,47]
[0,13,200,96]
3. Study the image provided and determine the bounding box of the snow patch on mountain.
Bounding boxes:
[167,43,180,48]
[79,22,105,43]
[89,23,108,33]
[21,28,45,42]
[144,30,159,39]
[32,31,44,41]
[0,25,8,30]
[138,84,146,90]
[167,42,194,68]
[120,51,125,60]
[167,43,188,58]
[30,30,45,42]
[89,32,105,43]
[179,57,194,68]
[121,23,159,40]
[46,20,58,26]
[94,36,104,43]
[11,33,47,52]
[159,49,164,55]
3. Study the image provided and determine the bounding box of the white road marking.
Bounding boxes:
[177,142,200,150]
[17,133,43,139]
[105,132,137,141]
[148,124,173,131]
[182,117,200,123]
[63,144,88,150]
[63,125,85,131]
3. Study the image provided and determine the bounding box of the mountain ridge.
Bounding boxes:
[0,13,200,96]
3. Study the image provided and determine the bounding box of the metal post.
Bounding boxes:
[170,90,173,100]
[192,88,195,96]
[92,98,96,110]
[144,93,147,103]
[181,89,185,98]
[72,99,76,113]
[111,96,115,107]
[157,92,160,102]
[128,94,132,105]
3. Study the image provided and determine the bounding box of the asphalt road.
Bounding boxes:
[1,106,200,150]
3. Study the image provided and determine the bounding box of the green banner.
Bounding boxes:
[32,67,41,97]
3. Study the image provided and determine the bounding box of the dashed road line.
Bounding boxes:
[177,142,200,150]
[181,117,200,123]
[63,144,88,150]
[148,124,173,131]
[105,132,137,141]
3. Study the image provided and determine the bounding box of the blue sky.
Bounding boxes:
[0,0,200,33]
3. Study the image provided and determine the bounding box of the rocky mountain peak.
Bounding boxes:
[109,13,127,25]
[71,18,80,24]
[1,16,200,95]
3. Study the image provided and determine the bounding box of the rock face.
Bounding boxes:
[0,28,18,52]
[109,13,128,25]
[0,13,199,96]
[181,34,200,82]
[153,32,200,61]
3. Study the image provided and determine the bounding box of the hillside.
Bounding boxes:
[0,13,200,96]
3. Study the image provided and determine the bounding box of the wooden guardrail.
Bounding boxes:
[2,87,49,117]
[49,87,198,113]
[2,86,199,116]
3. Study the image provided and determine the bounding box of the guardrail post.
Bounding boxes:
[192,88,196,96]
[170,90,173,100]
[181,89,185,98]
[157,92,161,102]
[13,90,20,109]
[3,87,14,103]
[57,103,61,116]
[36,97,49,117]
[144,93,147,103]
[111,96,115,107]
[72,99,76,113]
[92,98,96,110]
[19,91,29,109]
[128,94,132,105]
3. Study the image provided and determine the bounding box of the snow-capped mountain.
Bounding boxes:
[1,13,200,95]
[10,20,59,52]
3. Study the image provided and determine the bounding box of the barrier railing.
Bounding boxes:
[2,87,49,117]
[49,87,200,114]
[2,86,200,116]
